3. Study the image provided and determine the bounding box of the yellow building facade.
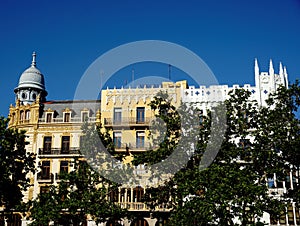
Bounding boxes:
[100,80,187,155]
[6,53,186,226]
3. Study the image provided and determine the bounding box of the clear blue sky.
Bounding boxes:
[1,0,300,116]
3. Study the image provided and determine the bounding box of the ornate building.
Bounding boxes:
[6,52,298,226]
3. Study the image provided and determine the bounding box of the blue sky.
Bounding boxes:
[0,0,300,116]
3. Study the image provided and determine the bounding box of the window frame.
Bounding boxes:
[113,107,122,124]
[113,132,122,148]
[136,107,145,123]
[61,136,70,153]
[136,131,145,148]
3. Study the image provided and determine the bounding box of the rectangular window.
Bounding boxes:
[60,161,69,174]
[79,136,84,149]
[133,186,144,202]
[113,108,122,124]
[61,136,70,153]
[239,139,251,160]
[43,136,52,153]
[81,112,89,122]
[64,113,70,122]
[46,113,52,123]
[136,131,145,148]
[268,178,275,188]
[136,107,145,123]
[113,132,122,148]
[41,161,50,179]
[109,188,119,202]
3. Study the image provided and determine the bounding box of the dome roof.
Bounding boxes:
[14,52,47,93]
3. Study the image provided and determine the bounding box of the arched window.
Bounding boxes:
[25,110,30,120]
[20,111,25,121]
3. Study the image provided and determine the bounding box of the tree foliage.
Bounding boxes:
[136,83,300,225]
[0,117,35,211]
[28,160,127,225]
[28,124,128,225]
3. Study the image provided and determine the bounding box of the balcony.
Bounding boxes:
[104,117,151,127]
[38,117,96,124]
[117,202,147,210]
[114,143,152,152]
[37,173,54,183]
[38,148,81,155]
[116,202,170,211]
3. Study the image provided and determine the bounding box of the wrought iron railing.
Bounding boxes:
[38,117,96,123]
[37,173,54,182]
[104,117,152,126]
[38,147,81,155]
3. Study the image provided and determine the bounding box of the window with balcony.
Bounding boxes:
[41,161,50,179]
[136,131,145,148]
[43,136,52,153]
[64,112,70,122]
[108,188,119,202]
[46,113,52,123]
[113,132,122,148]
[60,161,69,174]
[136,107,145,123]
[61,136,70,153]
[113,108,122,124]
[133,186,144,202]
[81,111,89,122]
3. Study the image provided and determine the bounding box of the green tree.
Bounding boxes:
[29,160,127,225]
[259,81,300,209]
[28,124,128,225]
[137,87,294,225]
[0,116,35,212]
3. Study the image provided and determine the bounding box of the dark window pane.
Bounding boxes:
[61,136,70,153]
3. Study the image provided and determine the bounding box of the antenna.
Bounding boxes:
[132,68,135,87]
[168,64,171,80]
[100,70,104,89]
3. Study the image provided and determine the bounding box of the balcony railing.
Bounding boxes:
[114,143,152,151]
[104,117,152,126]
[116,202,170,211]
[39,147,81,155]
[37,173,54,182]
[38,117,96,123]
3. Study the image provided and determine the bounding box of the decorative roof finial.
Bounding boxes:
[269,59,274,75]
[279,62,283,75]
[254,58,259,76]
[31,51,36,67]
[284,66,288,76]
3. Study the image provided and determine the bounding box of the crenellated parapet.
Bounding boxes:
[183,59,289,107]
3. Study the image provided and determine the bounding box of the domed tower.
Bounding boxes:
[14,52,47,105]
